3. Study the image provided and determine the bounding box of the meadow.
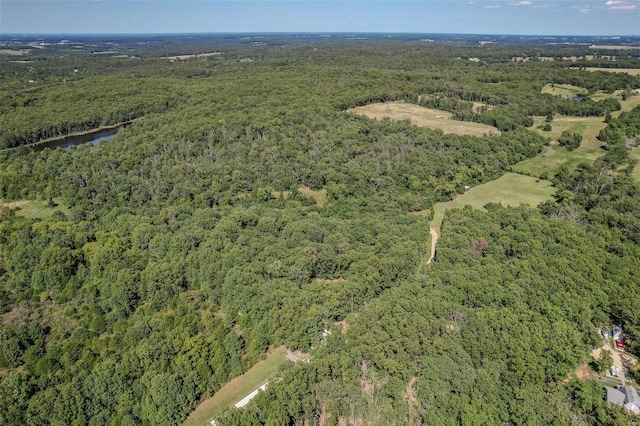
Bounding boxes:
[349,102,500,136]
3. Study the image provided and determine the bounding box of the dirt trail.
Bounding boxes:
[592,340,628,385]
[427,228,439,264]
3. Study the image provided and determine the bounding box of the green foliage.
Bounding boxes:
[1,35,639,426]
[558,130,583,150]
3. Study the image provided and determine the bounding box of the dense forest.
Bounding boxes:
[1,34,640,425]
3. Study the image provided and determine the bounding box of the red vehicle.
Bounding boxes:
[615,340,625,349]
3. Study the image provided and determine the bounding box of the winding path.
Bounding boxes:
[427,228,439,264]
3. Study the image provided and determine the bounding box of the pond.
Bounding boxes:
[33,125,125,151]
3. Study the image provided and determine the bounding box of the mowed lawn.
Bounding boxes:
[181,346,289,426]
[349,102,500,136]
[414,173,555,228]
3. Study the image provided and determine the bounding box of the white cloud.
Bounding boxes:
[484,5,501,8]
[509,1,532,5]
[604,0,638,9]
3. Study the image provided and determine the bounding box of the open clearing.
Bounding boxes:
[584,67,640,76]
[1,199,70,219]
[513,146,601,178]
[411,173,555,228]
[163,52,221,61]
[541,84,585,98]
[182,346,289,426]
[523,89,640,179]
[0,49,31,56]
[532,114,607,150]
[298,186,328,206]
[349,102,500,136]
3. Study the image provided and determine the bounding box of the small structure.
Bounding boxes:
[613,326,625,350]
[605,385,640,415]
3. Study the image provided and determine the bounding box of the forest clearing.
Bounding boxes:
[348,102,500,136]
[584,68,640,76]
[181,347,289,426]
[409,172,555,228]
[1,198,69,219]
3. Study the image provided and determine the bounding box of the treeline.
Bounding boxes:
[0,76,179,149]
[598,104,640,148]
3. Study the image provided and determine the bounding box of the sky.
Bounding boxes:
[1,0,639,36]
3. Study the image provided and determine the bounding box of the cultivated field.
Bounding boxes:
[411,173,555,228]
[181,346,289,426]
[349,102,500,136]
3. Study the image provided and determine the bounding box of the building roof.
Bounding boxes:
[622,386,640,414]
[605,387,627,406]
[606,385,640,415]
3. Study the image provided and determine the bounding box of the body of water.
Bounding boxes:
[34,126,122,151]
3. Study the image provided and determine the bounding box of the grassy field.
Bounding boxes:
[349,102,500,136]
[298,186,328,206]
[513,146,601,178]
[584,68,640,76]
[412,173,555,228]
[1,198,70,219]
[521,88,640,179]
[541,84,585,98]
[181,346,289,426]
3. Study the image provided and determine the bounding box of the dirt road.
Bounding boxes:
[427,228,439,264]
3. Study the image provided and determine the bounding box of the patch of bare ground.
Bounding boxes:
[405,375,418,405]
[286,349,310,362]
[298,186,328,206]
[575,363,593,380]
[319,403,329,426]
[271,190,292,199]
[472,101,492,113]
[334,319,349,334]
[1,200,29,209]
[349,102,500,136]
[1,305,34,327]
[232,323,243,336]
[0,366,24,378]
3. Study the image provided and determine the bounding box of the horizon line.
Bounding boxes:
[2,32,640,38]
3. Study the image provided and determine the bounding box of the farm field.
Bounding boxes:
[349,102,500,136]
[181,346,289,426]
[411,173,555,228]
